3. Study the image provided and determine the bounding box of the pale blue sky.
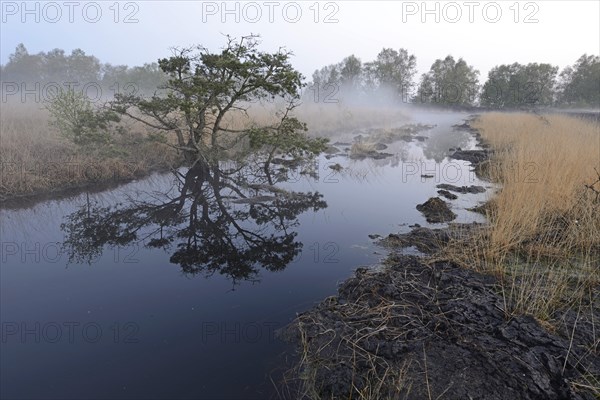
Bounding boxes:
[1,1,599,79]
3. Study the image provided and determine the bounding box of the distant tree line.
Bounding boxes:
[0,43,167,100]
[1,43,598,108]
[308,50,599,108]
[309,49,417,104]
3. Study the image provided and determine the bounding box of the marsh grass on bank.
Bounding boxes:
[442,113,599,318]
[0,102,181,202]
[439,112,600,395]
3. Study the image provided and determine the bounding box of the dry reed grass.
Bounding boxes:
[223,101,409,136]
[475,114,599,259]
[443,112,599,324]
[279,293,416,400]
[0,102,182,202]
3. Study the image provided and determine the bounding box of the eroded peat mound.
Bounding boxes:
[279,255,599,399]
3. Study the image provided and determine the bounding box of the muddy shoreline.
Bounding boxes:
[278,117,600,399]
[279,254,599,399]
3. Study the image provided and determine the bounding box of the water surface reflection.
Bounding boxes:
[61,159,327,286]
[1,110,490,399]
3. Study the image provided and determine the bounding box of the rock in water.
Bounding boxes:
[416,197,457,223]
[437,183,486,194]
[437,189,458,200]
[450,149,489,165]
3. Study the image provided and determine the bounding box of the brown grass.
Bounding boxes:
[222,101,409,136]
[435,112,600,396]
[280,295,414,400]
[0,102,181,202]
[443,112,600,320]
[350,142,376,155]
[475,114,599,258]
[295,102,409,136]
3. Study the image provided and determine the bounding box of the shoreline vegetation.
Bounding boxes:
[279,113,600,399]
[0,101,411,207]
[0,102,183,206]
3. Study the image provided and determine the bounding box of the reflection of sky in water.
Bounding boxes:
[0,110,494,399]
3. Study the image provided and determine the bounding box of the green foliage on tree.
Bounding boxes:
[248,107,328,170]
[111,35,322,165]
[308,48,416,103]
[481,62,558,108]
[557,54,600,107]
[45,88,123,146]
[365,48,417,95]
[416,55,479,106]
[311,55,363,90]
[339,55,363,90]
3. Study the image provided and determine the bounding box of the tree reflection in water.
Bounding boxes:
[61,157,327,286]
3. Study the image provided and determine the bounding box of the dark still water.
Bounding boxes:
[1,110,489,399]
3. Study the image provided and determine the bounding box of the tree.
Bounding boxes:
[45,88,122,146]
[101,63,129,87]
[248,106,328,173]
[364,48,417,98]
[1,43,43,83]
[481,62,558,108]
[101,62,168,96]
[557,54,600,107]
[125,63,168,94]
[307,56,363,103]
[416,55,479,106]
[339,55,362,89]
[40,48,67,82]
[311,64,340,87]
[65,48,101,83]
[111,35,319,166]
[1,44,107,91]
